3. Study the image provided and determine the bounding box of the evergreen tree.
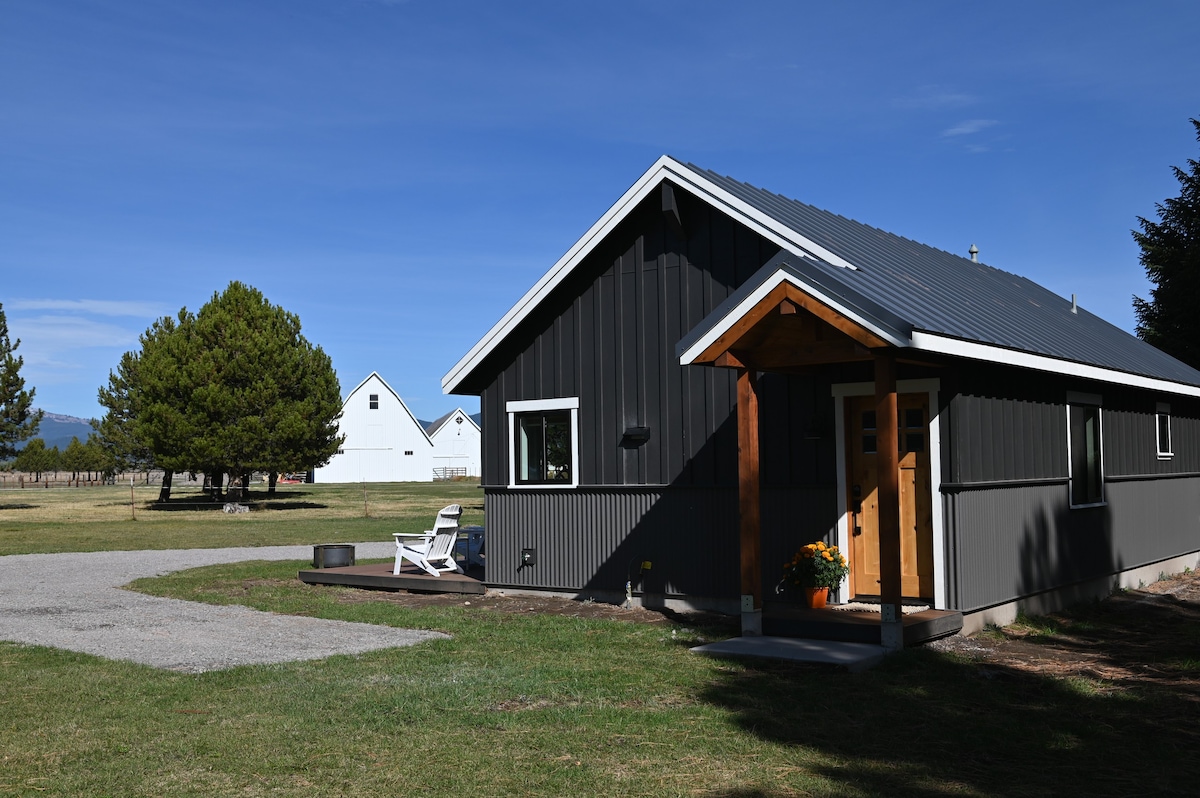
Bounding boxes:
[97,282,343,500]
[82,432,116,480]
[184,282,343,496]
[0,302,42,461]
[1133,117,1200,368]
[14,438,53,480]
[97,312,201,500]
[61,436,87,479]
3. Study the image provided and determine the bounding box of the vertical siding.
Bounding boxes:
[479,189,781,490]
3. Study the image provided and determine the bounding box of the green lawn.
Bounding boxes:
[0,484,1195,796]
[0,481,483,555]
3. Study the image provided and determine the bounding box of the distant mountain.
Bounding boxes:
[17,411,96,452]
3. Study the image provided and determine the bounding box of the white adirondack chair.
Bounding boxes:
[393,504,463,576]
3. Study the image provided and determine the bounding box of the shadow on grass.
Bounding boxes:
[699,590,1200,796]
[0,503,38,510]
[148,500,330,512]
[253,501,328,511]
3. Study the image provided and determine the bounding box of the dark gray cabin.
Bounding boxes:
[443,156,1200,632]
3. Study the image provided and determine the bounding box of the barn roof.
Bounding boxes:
[445,156,1200,397]
[424,407,480,437]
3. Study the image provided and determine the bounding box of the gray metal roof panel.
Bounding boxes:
[686,163,1200,387]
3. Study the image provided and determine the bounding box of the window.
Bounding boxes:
[404,450,413,456]
[1068,394,1104,508]
[507,397,579,488]
[369,394,379,410]
[1156,402,1173,459]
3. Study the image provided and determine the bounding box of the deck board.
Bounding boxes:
[763,602,962,645]
[298,562,486,595]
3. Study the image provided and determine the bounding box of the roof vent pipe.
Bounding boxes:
[968,244,979,263]
[1071,294,1078,314]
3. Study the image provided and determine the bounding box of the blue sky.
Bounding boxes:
[3,1,1199,422]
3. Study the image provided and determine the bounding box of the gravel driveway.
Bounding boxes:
[0,542,447,673]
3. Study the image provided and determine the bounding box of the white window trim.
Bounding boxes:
[506,397,580,489]
[1156,402,1173,459]
[1066,396,1106,509]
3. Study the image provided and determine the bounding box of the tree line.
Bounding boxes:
[5,434,114,482]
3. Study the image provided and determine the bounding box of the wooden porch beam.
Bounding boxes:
[737,367,762,635]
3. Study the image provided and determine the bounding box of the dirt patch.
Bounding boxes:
[305,579,740,631]
[926,568,1200,697]
[295,568,1200,692]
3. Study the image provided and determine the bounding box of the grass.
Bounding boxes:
[0,481,483,555]
[2,484,1198,795]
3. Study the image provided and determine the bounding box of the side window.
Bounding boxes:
[1156,402,1173,459]
[369,394,379,410]
[1068,397,1104,508]
[506,398,579,488]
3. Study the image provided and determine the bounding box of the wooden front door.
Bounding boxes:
[846,394,934,599]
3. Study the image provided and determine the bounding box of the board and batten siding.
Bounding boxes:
[472,188,842,599]
[478,190,778,489]
[940,372,1200,612]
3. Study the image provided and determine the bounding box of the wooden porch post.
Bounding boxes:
[737,367,762,635]
[874,352,904,650]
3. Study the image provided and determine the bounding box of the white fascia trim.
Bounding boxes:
[911,331,1200,398]
[677,268,910,366]
[442,156,865,394]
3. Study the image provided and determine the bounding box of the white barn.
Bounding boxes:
[313,372,434,483]
[425,408,481,478]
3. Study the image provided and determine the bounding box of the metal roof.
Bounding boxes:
[688,163,1200,389]
[444,156,1200,395]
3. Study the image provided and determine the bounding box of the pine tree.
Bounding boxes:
[97,312,196,499]
[1133,117,1200,368]
[97,283,343,499]
[185,282,344,496]
[0,302,42,461]
[61,436,87,480]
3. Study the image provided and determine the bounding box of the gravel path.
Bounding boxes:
[0,543,447,673]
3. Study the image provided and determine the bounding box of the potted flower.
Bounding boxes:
[782,541,850,608]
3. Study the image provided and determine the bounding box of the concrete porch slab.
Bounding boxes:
[691,635,888,673]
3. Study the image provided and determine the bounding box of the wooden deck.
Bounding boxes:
[764,602,962,646]
[297,565,960,646]
[298,562,486,595]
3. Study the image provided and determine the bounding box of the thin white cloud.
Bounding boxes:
[942,118,999,137]
[7,315,141,365]
[6,299,168,318]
